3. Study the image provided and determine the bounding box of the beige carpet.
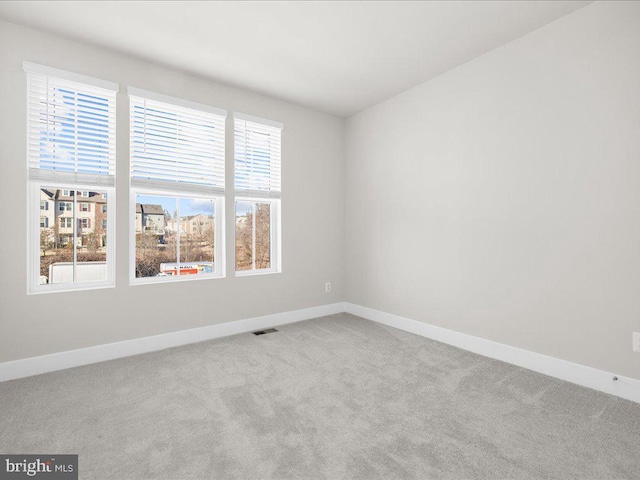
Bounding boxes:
[1,313,639,479]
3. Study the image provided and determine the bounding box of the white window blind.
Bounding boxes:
[129,89,226,195]
[234,113,283,199]
[26,65,117,187]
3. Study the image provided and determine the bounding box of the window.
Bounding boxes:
[129,88,226,282]
[26,62,117,292]
[40,200,48,211]
[40,217,48,228]
[80,202,90,212]
[102,204,107,213]
[234,113,282,274]
[102,219,107,229]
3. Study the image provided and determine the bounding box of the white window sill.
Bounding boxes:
[28,282,115,295]
[130,273,224,286]
[235,269,281,278]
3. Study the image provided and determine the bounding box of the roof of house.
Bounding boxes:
[141,204,164,215]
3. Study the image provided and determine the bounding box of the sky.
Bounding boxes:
[137,195,215,218]
[137,195,260,218]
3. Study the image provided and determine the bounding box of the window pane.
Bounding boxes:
[135,195,175,278]
[255,202,271,270]
[40,188,107,285]
[235,201,253,271]
[178,198,215,276]
[76,190,107,283]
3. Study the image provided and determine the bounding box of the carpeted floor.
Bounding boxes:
[1,313,639,479]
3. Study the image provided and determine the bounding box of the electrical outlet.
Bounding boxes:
[325,282,332,293]
[633,332,640,353]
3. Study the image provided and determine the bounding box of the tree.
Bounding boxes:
[85,232,100,254]
[40,228,54,257]
[137,230,158,254]
[254,203,271,269]
[235,210,253,270]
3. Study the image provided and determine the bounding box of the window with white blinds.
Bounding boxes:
[129,88,227,195]
[26,63,117,187]
[129,89,227,283]
[24,62,118,294]
[234,113,283,199]
[234,113,282,275]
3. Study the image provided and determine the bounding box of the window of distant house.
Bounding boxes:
[25,62,117,293]
[233,113,282,275]
[128,88,226,283]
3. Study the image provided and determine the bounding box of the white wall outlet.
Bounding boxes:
[633,332,640,353]
[325,282,332,293]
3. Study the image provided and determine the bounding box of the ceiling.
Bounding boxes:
[0,1,591,117]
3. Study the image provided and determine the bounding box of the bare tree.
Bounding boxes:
[40,228,54,257]
[255,203,271,269]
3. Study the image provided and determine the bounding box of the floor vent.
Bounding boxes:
[252,328,278,336]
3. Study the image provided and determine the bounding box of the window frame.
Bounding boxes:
[25,62,117,294]
[129,189,225,285]
[128,88,227,285]
[234,196,281,277]
[233,113,283,276]
[28,183,116,295]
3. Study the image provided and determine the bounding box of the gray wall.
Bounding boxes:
[345,1,640,380]
[0,21,345,362]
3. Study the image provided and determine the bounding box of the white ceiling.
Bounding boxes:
[0,1,591,117]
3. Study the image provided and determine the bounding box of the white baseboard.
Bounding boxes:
[0,302,347,382]
[3,300,638,405]
[345,302,640,404]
